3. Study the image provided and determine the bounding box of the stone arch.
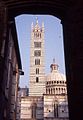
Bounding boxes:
[5,0,71,20]
[31,103,37,119]
[1,0,83,120]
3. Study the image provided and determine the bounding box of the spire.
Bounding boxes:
[35,17,40,29]
[42,21,44,27]
[31,22,33,30]
[36,17,38,24]
[42,21,44,31]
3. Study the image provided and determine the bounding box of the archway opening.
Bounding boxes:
[15,14,65,87]
[15,14,69,119]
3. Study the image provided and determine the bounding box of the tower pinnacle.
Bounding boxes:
[31,22,33,29]
[36,17,38,24]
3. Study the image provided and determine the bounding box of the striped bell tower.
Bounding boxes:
[29,18,45,96]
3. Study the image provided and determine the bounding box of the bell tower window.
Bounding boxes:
[34,42,41,48]
[34,50,41,56]
[36,77,39,83]
[36,68,39,74]
[35,59,40,65]
[34,31,41,39]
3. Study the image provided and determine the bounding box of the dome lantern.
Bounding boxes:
[50,58,59,72]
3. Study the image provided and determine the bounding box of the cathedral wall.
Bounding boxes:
[44,95,69,119]
[20,96,43,120]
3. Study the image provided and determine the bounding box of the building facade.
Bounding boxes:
[0,20,23,120]
[20,19,69,120]
[44,60,68,120]
[16,87,29,120]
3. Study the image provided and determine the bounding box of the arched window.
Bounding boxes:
[54,81,56,83]
[64,88,65,91]
[36,68,39,74]
[46,89,47,94]
[57,81,59,84]
[47,82,48,85]
[53,88,55,94]
[51,88,52,94]
[49,89,50,94]
[56,88,58,94]
[35,59,40,65]
[40,33,41,38]
[54,102,58,118]
[36,77,39,83]
[32,103,37,118]
[60,81,62,84]
[63,81,64,84]
[61,88,63,93]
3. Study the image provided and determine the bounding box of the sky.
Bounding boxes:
[15,14,66,88]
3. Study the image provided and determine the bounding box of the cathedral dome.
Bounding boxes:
[46,59,66,83]
[46,59,67,95]
[47,70,66,82]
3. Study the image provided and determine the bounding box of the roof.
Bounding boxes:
[46,62,66,81]
[46,71,66,81]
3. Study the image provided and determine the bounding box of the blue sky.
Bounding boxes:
[15,15,66,88]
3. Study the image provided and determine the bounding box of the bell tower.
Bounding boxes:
[29,18,45,96]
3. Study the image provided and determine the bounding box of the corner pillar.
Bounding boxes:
[62,2,83,120]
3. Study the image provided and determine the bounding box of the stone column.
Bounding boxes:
[62,1,83,119]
